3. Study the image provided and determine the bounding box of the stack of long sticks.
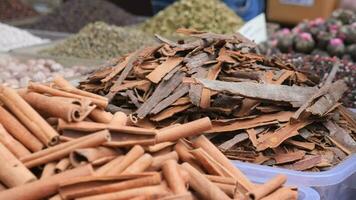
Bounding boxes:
[0,76,297,200]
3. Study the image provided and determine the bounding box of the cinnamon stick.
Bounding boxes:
[21,130,111,168]
[248,174,287,200]
[162,160,188,195]
[0,123,31,158]
[149,151,179,171]
[156,117,212,143]
[41,162,57,179]
[110,111,128,126]
[55,158,71,173]
[89,108,113,123]
[0,165,93,200]
[181,162,230,200]
[70,147,120,167]
[260,187,298,200]
[0,106,43,152]
[121,153,153,174]
[0,86,59,146]
[0,143,37,187]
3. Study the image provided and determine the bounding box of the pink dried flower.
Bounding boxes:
[299,32,313,41]
[329,38,343,46]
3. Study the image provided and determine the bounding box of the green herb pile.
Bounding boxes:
[141,0,244,36]
[42,22,155,60]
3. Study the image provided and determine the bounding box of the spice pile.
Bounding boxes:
[22,0,143,33]
[0,77,297,200]
[0,56,92,88]
[0,23,49,52]
[141,0,244,36]
[42,22,156,60]
[259,9,356,61]
[0,0,37,21]
[80,30,356,172]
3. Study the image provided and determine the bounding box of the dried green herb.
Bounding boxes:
[141,0,244,36]
[42,22,155,60]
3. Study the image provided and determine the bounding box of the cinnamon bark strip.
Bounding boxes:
[76,184,170,200]
[260,187,298,200]
[0,143,37,187]
[162,160,188,195]
[0,86,59,146]
[174,140,202,171]
[96,145,144,176]
[0,165,93,200]
[70,147,120,167]
[110,112,128,126]
[55,158,71,173]
[0,106,43,152]
[0,123,31,158]
[146,57,184,84]
[147,142,175,153]
[205,175,236,185]
[41,162,57,179]
[156,117,212,143]
[59,173,161,200]
[121,153,153,174]
[158,193,193,200]
[89,108,113,123]
[22,92,88,122]
[28,82,108,108]
[248,174,287,200]
[192,135,254,191]
[149,151,179,171]
[21,130,111,168]
[181,162,231,200]
[215,182,235,197]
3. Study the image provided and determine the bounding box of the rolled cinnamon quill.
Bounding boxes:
[181,162,230,200]
[0,165,93,200]
[70,147,120,167]
[21,130,111,168]
[0,143,37,187]
[55,158,71,173]
[89,108,113,123]
[0,106,43,152]
[22,92,94,122]
[76,184,170,200]
[121,153,153,174]
[28,82,108,108]
[260,187,298,200]
[41,162,57,179]
[0,123,31,158]
[0,86,59,146]
[96,145,144,176]
[110,111,128,126]
[149,151,178,171]
[248,174,287,200]
[59,173,161,200]
[192,135,254,191]
[162,160,188,195]
[155,117,212,143]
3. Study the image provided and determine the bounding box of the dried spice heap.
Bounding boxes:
[80,29,356,172]
[0,76,296,200]
[141,0,244,36]
[42,22,156,60]
[21,0,142,33]
[0,0,37,21]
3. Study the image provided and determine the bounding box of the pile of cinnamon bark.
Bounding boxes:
[0,76,297,200]
[80,29,356,172]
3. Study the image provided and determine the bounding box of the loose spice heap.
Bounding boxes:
[141,0,244,36]
[42,22,156,60]
[80,29,356,171]
[0,76,297,200]
[0,23,49,52]
[0,56,92,88]
[21,0,142,33]
[0,0,37,21]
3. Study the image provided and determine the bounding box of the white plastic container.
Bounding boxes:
[233,155,356,200]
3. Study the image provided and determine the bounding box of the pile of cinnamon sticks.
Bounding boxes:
[0,76,297,200]
[80,29,356,171]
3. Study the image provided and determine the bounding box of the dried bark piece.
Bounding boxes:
[136,71,185,119]
[285,139,315,151]
[150,105,191,122]
[218,133,249,151]
[197,79,317,107]
[189,67,208,106]
[101,54,131,83]
[323,121,356,155]
[146,57,183,84]
[200,62,221,108]
[248,174,287,200]
[287,155,322,171]
[257,120,313,151]
[0,124,31,158]
[273,151,305,164]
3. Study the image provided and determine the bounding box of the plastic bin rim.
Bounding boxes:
[232,154,356,186]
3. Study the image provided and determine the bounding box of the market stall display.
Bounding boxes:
[80,30,356,172]
[0,77,298,200]
[42,22,156,60]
